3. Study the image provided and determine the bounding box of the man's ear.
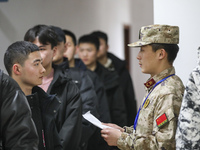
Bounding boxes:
[13,64,21,75]
[106,44,109,52]
[75,45,79,54]
[158,49,166,60]
[53,46,57,57]
[64,43,68,53]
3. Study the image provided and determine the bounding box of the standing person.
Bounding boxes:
[100,24,185,150]
[51,25,99,150]
[63,29,111,123]
[91,31,137,125]
[63,29,111,150]
[77,34,127,127]
[24,25,82,150]
[4,41,62,150]
[0,69,38,150]
[176,47,200,150]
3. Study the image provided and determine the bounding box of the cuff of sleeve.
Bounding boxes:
[123,126,134,134]
[117,132,135,150]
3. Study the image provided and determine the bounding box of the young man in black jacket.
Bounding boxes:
[4,41,62,150]
[63,29,111,125]
[77,34,127,127]
[24,25,82,150]
[91,31,137,126]
[51,25,100,150]
[63,29,111,150]
[0,69,38,150]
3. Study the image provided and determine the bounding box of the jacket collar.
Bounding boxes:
[144,67,175,91]
[47,64,71,93]
[75,58,87,71]
[107,52,126,73]
[57,57,70,70]
[31,86,60,114]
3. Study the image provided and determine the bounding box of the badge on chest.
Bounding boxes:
[143,99,150,108]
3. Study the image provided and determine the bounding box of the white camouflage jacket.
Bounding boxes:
[176,48,200,149]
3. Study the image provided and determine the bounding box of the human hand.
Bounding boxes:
[101,127,122,146]
[102,123,124,132]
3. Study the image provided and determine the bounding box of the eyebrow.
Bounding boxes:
[39,45,45,48]
[33,58,42,63]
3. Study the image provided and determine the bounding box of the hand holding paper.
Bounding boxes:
[83,111,115,130]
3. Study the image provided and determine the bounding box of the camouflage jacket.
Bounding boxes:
[176,48,200,149]
[117,67,185,150]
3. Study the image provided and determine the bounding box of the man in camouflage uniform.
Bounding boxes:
[101,24,185,150]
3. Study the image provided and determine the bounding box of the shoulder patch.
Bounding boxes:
[156,113,168,128]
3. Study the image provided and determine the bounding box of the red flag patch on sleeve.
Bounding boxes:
[156,113,168,128]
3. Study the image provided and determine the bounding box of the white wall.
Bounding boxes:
[0,0,131,71]
[154,0,200,85]
[130,0,154,109]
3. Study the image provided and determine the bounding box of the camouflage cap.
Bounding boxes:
[128,24,179,47]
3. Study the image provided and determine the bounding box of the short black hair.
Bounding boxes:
[150,43,179,64]
[50,26,66,43]
[63,29,77,46]
[90,31,108,44]
[4,41,39,76]
[24,24,58,49]
[78,34,100,51]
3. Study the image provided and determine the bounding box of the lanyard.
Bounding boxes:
[133,74,175,131]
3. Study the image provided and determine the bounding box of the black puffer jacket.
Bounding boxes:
[58,58,99,150]
[27,86,62,150]
[0,70,38,150]
[75,59,111,123]
[47,65,82,150]
[107,52,137,126]
[75,59,111,150]
[95,62,127,127]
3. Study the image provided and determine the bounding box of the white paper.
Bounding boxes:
[83,111,113,129]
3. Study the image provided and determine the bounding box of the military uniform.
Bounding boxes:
[117,67,185,150]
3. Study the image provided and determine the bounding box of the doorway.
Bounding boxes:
[124,25,131,71]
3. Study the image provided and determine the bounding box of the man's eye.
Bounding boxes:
[40,48,45,51]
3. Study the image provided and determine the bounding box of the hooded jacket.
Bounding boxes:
[46,65,82,150]
[0,70,38,150]
[107,52,137,126]
[27,86,62,150]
